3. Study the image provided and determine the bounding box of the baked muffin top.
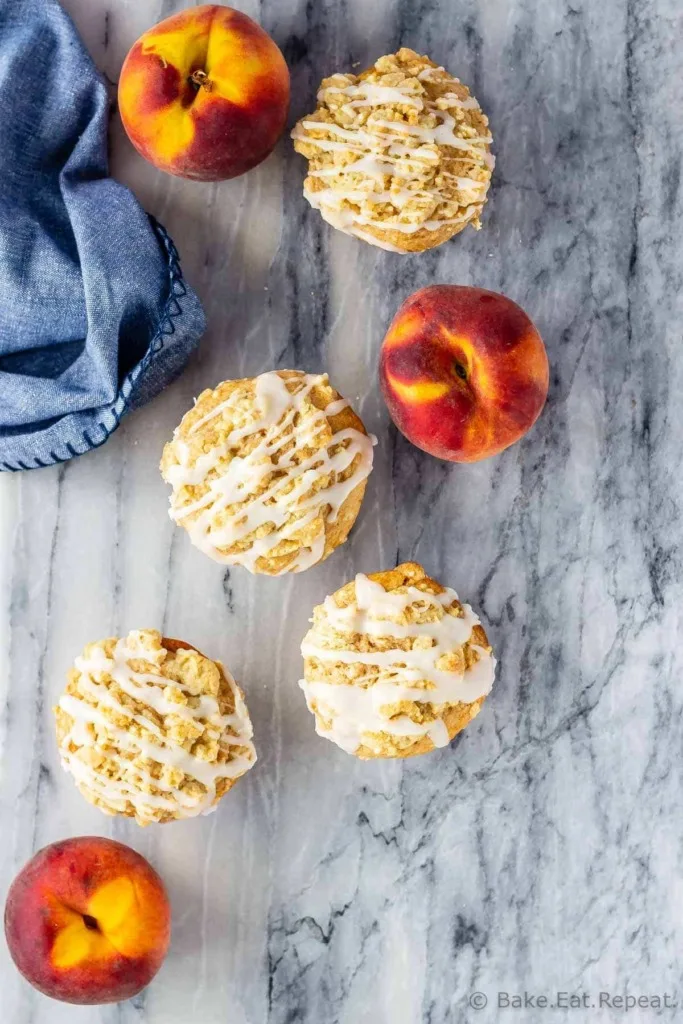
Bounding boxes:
[292,48,493,253]
[55,630,256,825]
[161,370,375,575]
[299,562,495,757]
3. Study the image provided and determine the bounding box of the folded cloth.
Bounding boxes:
[0,0,205,471]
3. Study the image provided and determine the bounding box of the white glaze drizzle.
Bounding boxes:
[58,633,256,822]
[164,372,375,574]
[299,574,496,754]
[292,67,494,252]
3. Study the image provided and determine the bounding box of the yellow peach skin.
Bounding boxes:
[4,837,170,1004]
[380,286,549,462]
[118,5,290,180]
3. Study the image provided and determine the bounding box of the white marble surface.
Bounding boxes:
[2,0,683,1021]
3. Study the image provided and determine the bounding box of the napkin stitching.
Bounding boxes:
[0,218,189,473]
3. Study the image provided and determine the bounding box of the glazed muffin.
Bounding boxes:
[299,562,495,758]
[54,630,256,825]
[161,370,375,575]
[291,47,493,253]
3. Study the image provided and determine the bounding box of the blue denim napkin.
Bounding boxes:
[0,0,206,471]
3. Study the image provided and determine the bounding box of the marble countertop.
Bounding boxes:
[2,0,682,1021]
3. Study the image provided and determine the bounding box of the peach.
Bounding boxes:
[118,5,290,181]
[4,837,170,1004]
[379,285,549,462]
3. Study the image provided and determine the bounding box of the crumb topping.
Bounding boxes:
[54,630,256,825]
[292,48,493,253]
[161,371,375,576]
[299,563,495,757]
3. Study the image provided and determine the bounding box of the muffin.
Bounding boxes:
[299,562,495,758]
[161,370,375,575]
[291,47,494,253]
[54,630,256,825]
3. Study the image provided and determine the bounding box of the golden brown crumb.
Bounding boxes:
[292,48,494,253]
[54,630,256,825]
[300,562,495,759]
[160,370,374,576]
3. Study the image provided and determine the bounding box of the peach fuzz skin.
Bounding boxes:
[4,837,170,1005]
[379,285,549,463]
[118,5,290,181]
